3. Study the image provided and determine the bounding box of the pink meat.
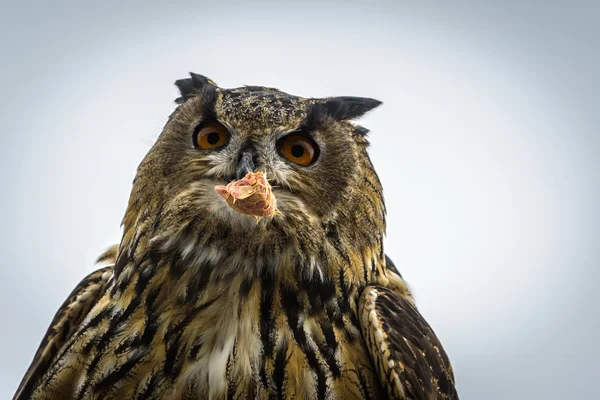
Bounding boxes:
[214,172,278,220]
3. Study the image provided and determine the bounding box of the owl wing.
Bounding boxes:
[14,256,115,399]
[359,285,458,399]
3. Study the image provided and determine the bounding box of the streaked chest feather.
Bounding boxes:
[35,251,386,400]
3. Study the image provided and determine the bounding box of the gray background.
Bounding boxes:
[1,1,598,398]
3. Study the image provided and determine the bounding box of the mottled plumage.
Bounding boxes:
[15,73,458,399]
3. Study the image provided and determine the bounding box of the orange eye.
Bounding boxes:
[194,122,230,149]
[278,134,318,166]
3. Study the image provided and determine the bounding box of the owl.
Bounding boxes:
[14,73,458,399]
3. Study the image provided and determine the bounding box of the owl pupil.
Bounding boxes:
[207,132,220,145]
[291,145,304,158]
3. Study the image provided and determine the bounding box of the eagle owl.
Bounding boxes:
[15,73,458,399]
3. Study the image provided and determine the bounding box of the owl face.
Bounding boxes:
[136,74,381,237]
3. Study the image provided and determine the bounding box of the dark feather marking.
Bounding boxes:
[165,295,219,374]
[259,272,276,364]
[93,348,146,393]
[355,367,369,399]
[337,267,350,315]
[318,319,340,377]
[226,343,236,399]
[324,228,355,320]
[129,228,148,263]
[370,256,378,277]
[273,344,289,399]
[184,259,214,304]
[85,308,110,331]
[299,261,335,316]
[84,321,120,367]
[359,190,379,218]
[296,240,309,264]
[121,293,144,320]
[138,315,159,349]
[135,261,155,295]
[134,367,162,400]
[81,319,110,355]
[77,322,132,400]
[356,363,379,400]
[57,318,71,342]
[362,175,383,197]
[324,225,351,266]
[245,380,257,400]
[319,320,341,378]
[385,254,402,278]
[280,284,327,400]
[340,367,366,400]
[89,288,159,398]
[316,370,327,400]
[237,279,253,316]
[307,289,324,316]
[189,340,203,361]
[319,281,343,328]
[151,203,165,233]
[116,273,132,294]
[113,247,130,277]
[83,290,143,355]
[117,257,147,294]
[200,227,216,249]
[239,278,253,299]
[114,333,141,355]
[163,315,198,377]
[169,252,186,279]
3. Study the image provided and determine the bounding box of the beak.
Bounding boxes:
[236,151,255,180]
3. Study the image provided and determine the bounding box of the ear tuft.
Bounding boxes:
[174,72,218,104]
[356,126,370,136]
[320,96,382,121]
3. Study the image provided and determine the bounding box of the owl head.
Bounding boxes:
[119,73,383,275]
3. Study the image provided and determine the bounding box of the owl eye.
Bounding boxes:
[193,122,230,149]
[278,134,318,166]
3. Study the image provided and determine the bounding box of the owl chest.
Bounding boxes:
[167,281,384,399]
[75,267,383,399]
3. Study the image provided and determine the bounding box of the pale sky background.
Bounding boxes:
[1,1,598,399]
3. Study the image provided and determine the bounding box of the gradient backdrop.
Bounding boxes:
[1,1,598,398]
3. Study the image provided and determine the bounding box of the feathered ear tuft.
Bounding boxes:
[174,72,218,104]
[318,96,382,121]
